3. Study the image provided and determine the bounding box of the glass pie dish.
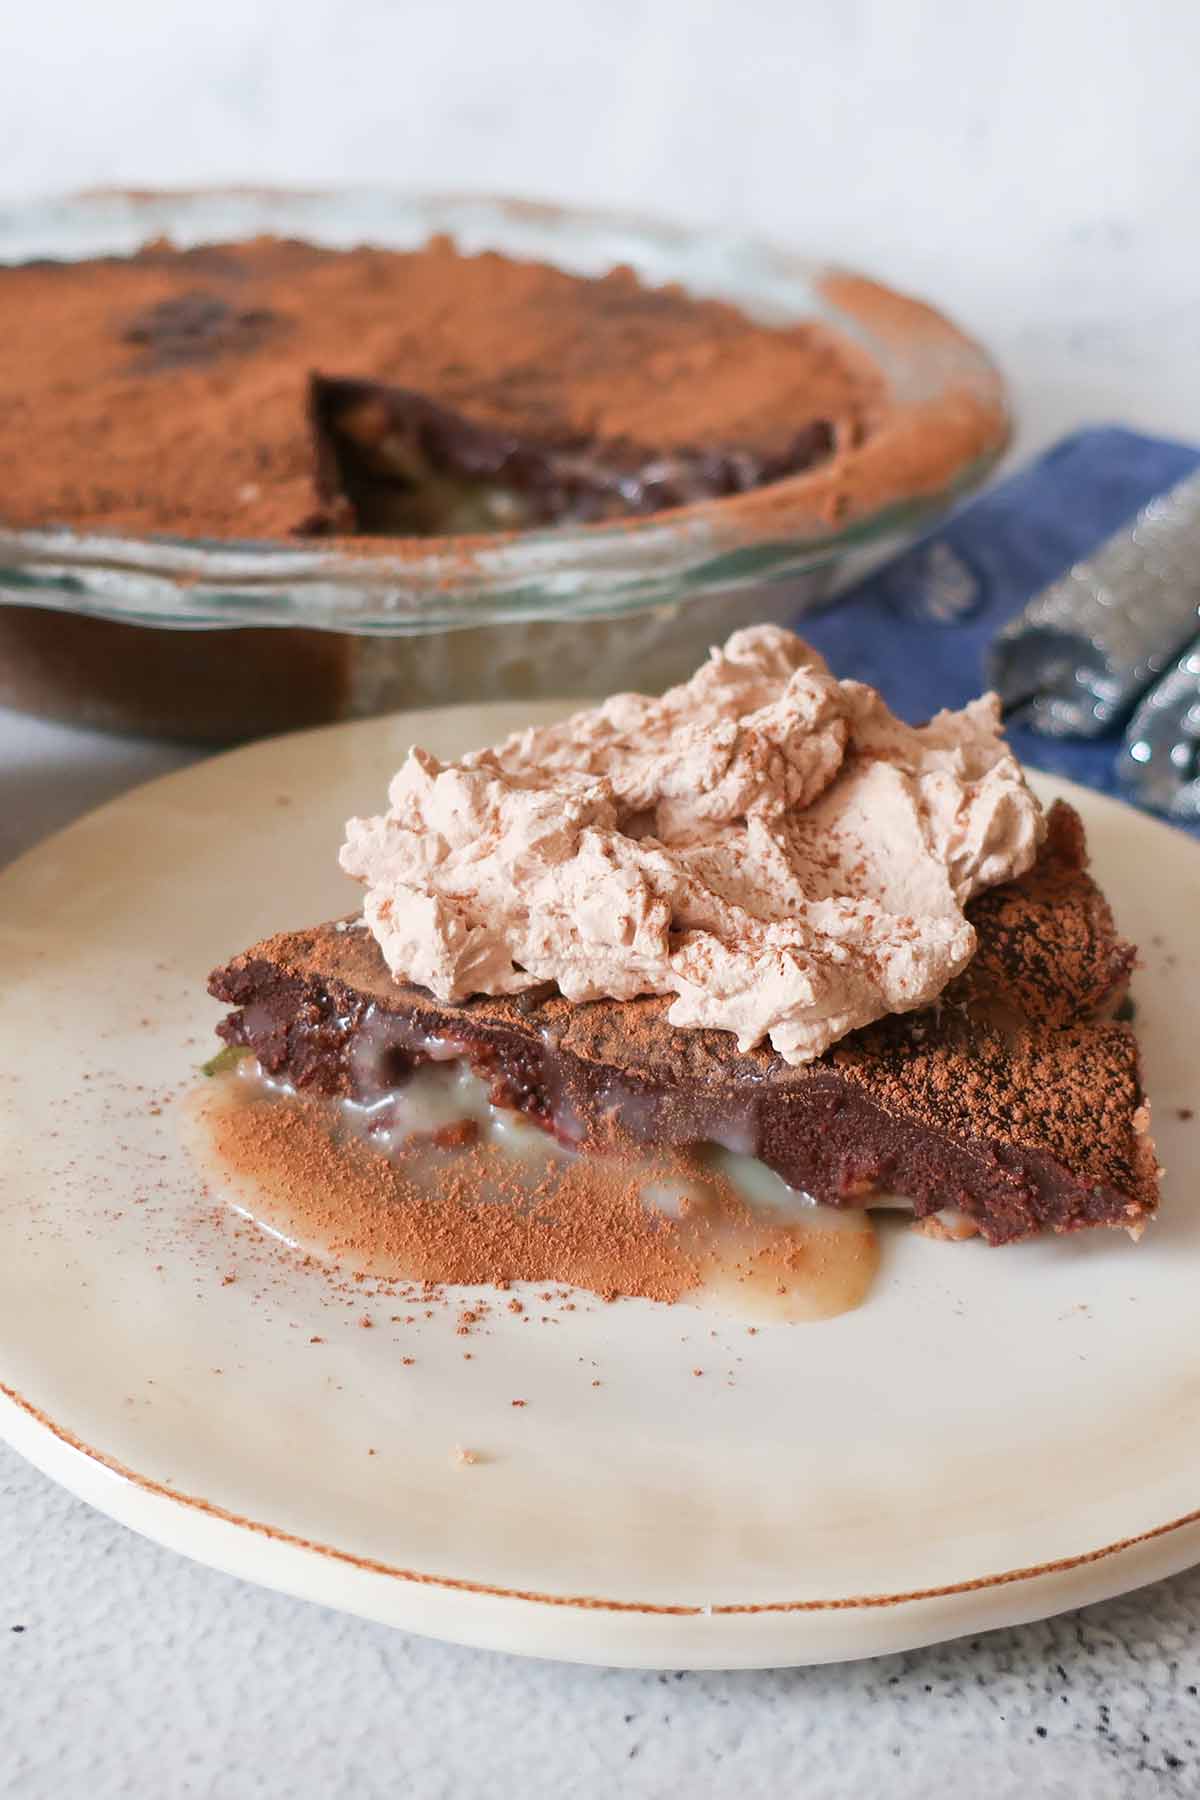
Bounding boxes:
[0,187,1008,742]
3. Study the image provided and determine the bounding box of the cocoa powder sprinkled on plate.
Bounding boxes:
[197,1081,873,1313]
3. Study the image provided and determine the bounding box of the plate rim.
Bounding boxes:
[6,1371,1200,1620]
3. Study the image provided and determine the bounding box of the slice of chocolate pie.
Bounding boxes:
[207,627,1158,1248]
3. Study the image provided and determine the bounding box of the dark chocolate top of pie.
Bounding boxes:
[209,802,1158,1244]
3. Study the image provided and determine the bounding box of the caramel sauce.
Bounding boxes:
[183,1061,879,1324]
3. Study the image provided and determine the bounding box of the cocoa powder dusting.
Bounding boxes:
[200,1085,874,1314]
[206,1089,698,1303]
[0,237,883,542]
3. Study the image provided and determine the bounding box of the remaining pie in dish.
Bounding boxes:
[0,236,887,542]
[206,627,1158,1264]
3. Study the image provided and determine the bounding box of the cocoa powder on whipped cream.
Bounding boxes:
[340,626,1045,1063]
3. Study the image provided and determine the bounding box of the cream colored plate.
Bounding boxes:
[2,703,1199,1670]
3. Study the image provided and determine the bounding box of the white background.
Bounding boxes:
[2,0,1197,317]
[5,4,1200,1795]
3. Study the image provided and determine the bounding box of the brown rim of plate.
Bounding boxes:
[4,1378,1195,1617]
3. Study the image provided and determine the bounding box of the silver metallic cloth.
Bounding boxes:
[1120,634,1200,821]
[988,468,1200,738]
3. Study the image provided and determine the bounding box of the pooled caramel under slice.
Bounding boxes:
[187,1057,878,1322]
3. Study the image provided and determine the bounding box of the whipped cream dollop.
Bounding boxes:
[340,626,1045,1064]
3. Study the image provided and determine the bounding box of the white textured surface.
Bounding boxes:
[5,1,1200,1788]
[5,1443,1200,1798]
